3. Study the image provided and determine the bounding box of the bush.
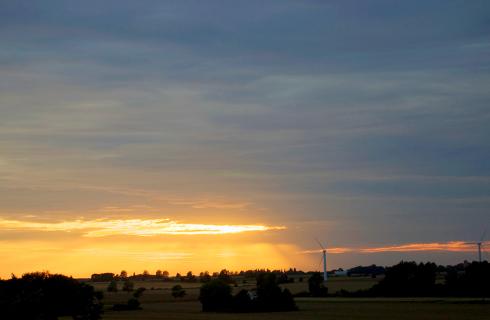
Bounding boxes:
[122,280,134,292]
[112,298,141,311]
[127,298,141,309]
[133,287,146,298]
[281,289,296,310]
[232,290,253,312]
[107,280,118,292]
[171,285,186,299]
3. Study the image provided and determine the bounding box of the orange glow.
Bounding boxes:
[360,241,489,253]
[0,218,285,237]
[0,214,487,279]
[300,247,354,254]
[0,240,298,279]
[0,217,291,278]
[301,241,490,254]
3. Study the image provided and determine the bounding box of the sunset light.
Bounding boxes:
[1,2,489,318]
[301,241,490,254]
[359,241,489,253]
[0,218,286,237]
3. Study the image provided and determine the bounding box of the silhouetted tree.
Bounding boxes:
[112,298,141,311]
[120,270,128,279]
[0,272,103,319]
[277,273,292,284]
[281,288,296,310]
[218,269,233,284]
[371,261,437,296]
[199,273,298,313]
[199,280,232,312]
[308,272,328,297]
[445,261,490,297]
[200,271,212,283]
[90,273,114,282]
[185,271,197,282]
[255,273,297,311]
[232,289,253,312]
[107,280,118,292]
[122,279,134,292]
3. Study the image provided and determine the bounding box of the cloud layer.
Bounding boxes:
[0,1,489,275]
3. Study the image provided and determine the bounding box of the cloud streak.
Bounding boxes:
[0,218,285,237]
[301,241,490,254]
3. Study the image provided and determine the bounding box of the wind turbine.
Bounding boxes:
[468,229,487,263]
[315,238,328,283]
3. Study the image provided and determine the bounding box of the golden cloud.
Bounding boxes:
[0,218,286,237]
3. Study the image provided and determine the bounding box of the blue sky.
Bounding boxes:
[0,1,489,275]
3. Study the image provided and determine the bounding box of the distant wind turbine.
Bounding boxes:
[315,238,328,283]
[467,229,487,263]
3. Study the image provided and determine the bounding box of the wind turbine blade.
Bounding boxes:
[314,237,325,250]
[480,229,487,242]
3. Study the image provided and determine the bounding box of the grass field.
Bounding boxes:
[281,275,379,294]
[98,299,490,320]
[79,277,490,320]
[87,275,380,303]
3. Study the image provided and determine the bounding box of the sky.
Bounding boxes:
[1,0,490,278]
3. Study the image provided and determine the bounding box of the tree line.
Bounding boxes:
[337,261,490,297]
[90,268,308,282]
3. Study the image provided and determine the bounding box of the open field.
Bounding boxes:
[86,275,380,305]
[97,299,490,320]
[282,275,380,294]
[78,277,490,320]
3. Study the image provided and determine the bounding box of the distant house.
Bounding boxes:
[347,265,385,277]
[332,268,348,276]
[247,290,258,300]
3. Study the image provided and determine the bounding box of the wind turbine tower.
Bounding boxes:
[316,238,328,282]
[468,229,486,263]
[477,242,482,263]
